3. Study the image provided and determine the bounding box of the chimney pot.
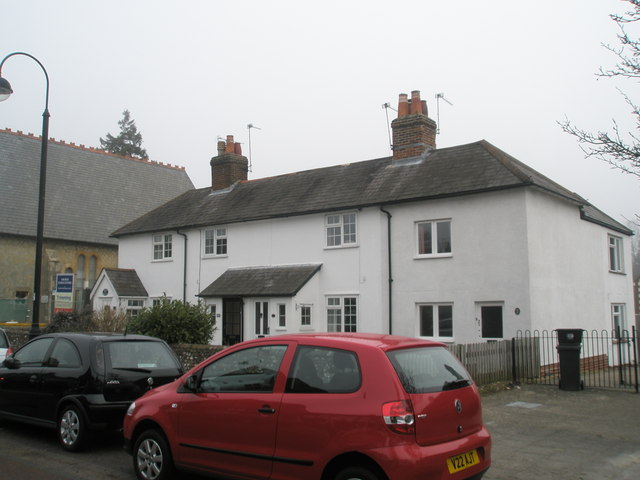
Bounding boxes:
[225,135,235,153]
[217,140,226,155]
[234,142,242,155]
[398,93,409,117]
[410,90,422,115]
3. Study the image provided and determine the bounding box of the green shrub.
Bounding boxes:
[45,309,95,333]
[127,298,216,345]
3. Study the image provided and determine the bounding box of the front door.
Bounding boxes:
[478,303,504,339]
[222,298,243,346]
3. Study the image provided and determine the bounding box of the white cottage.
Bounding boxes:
[102,91,634,346]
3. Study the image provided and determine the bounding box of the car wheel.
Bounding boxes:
[58,404,88,452]
[133,429,174,480]
[333,466,383,480]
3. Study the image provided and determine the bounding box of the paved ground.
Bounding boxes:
[481,384,640,480]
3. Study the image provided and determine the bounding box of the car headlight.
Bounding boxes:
[126,401,136,416]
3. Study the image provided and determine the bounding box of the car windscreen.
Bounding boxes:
[387,346,472,394]
[105,341,180,370]
[0,333,7,348]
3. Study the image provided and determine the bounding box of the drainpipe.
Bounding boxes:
[380,206,393,334]
[177,230,187,302]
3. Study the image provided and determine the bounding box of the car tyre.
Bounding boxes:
[133,429,174,480]
[334,466,383,480]
[58,404,88,452]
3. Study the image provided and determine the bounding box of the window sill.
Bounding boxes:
[418,336,454,344]
[608,270,626,276]
[324,244,359,251]
[202,254,229,260]
[151,258,173,263]
[414,253,453,260]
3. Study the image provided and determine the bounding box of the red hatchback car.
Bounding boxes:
[123,333,490,480]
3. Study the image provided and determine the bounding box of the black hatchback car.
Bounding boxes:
[0,333,182,451]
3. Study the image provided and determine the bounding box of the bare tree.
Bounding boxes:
[560,0,640,179]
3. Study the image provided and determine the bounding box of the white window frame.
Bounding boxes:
[300,304,312,328]
[612,303,627,338]
[152,234,173,261]
[417,303,454,341]
[277,304,286,329]
[126,299,145,317]
[416,219,452,258]
[608,234,624,273]
[203,227,228,257]
[325,212,358,248]
[326,296,358,332]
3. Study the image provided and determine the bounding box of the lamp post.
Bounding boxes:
[0,52,50,338]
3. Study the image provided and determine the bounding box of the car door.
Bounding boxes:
[175,342,290,478]
[38,338,85,421]
[0,337,55,420]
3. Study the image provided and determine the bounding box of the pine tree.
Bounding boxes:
[99,110,148,158]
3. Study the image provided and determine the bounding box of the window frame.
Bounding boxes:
[300,305,312,328]
[152,234,173,261]
[325,212,358,248]
[126,299,145,317]
[608,234,624,273]
[417,303,454,341]
[278,304,286,328]
[203,227,228,257]
[416,219,452,258]
[612,303,627,338]
[326,296,358,332]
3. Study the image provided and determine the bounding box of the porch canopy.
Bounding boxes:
[198,264,322,298]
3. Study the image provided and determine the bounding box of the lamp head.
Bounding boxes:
[0,76,13,102]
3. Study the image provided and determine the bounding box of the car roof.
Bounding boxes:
[244,332,444,351]
[37,332,163,343]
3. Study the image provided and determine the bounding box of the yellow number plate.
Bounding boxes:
[446,449,480,474]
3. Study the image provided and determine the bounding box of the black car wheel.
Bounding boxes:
[334,466,383,480]
[133,429,174,480]
[58,404,88,452]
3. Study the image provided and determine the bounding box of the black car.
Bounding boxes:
[0,332,183,451]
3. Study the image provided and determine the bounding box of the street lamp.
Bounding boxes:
[0,52,50,338]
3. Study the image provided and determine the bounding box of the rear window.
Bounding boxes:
[286,346,361,394]
[0,332,8,348]
[387,346,472,393]
[103,341,180,370]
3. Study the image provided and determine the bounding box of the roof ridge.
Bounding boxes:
[0,127,186,172]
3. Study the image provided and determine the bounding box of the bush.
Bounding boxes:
[45,309,95,333]
[127,298,216,345]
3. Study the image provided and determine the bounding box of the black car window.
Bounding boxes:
[48,339,81,368]
[199,345,287,393]
[286,346,361,394]
[14,337,55,367]
[106,341,180,370]
[387,346,472,394]
[0,332,8,348]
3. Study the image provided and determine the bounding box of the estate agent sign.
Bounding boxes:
[54,273,74,312]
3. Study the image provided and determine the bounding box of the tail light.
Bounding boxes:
[6,348,12,356]
[382,400,415,434]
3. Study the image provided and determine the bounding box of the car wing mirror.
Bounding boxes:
[3,357,20,369]
[185,374,200,392]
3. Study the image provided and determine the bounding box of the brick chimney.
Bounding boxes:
[210,135,248,190]
[391,90,437,160]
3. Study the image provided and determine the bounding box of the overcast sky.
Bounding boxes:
[1,0,638,226]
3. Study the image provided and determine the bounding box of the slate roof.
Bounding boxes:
[198,264,322,297]
[103,268,148,297]
[0,129,195,246]
[112,139,632,237]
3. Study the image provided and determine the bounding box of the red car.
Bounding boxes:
[123,333,490,480]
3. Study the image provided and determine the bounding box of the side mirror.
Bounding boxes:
[3,357,20,369]
[185,375,199,392]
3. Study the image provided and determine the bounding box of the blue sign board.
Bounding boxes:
[56,274,75,293]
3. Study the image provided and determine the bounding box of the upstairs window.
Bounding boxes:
[417,219,452,257]
[204,227,228,256]
[153,234,173,260]
[608,235,624,273]
[326,213,357,247]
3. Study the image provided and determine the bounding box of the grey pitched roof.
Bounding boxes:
[199,264,322,297]
[103,268,148,297]
[0,129,194,246]
[111,139,632,237]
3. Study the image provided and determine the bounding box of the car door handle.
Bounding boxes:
[258,407,276,414]
[29,375,38,384]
